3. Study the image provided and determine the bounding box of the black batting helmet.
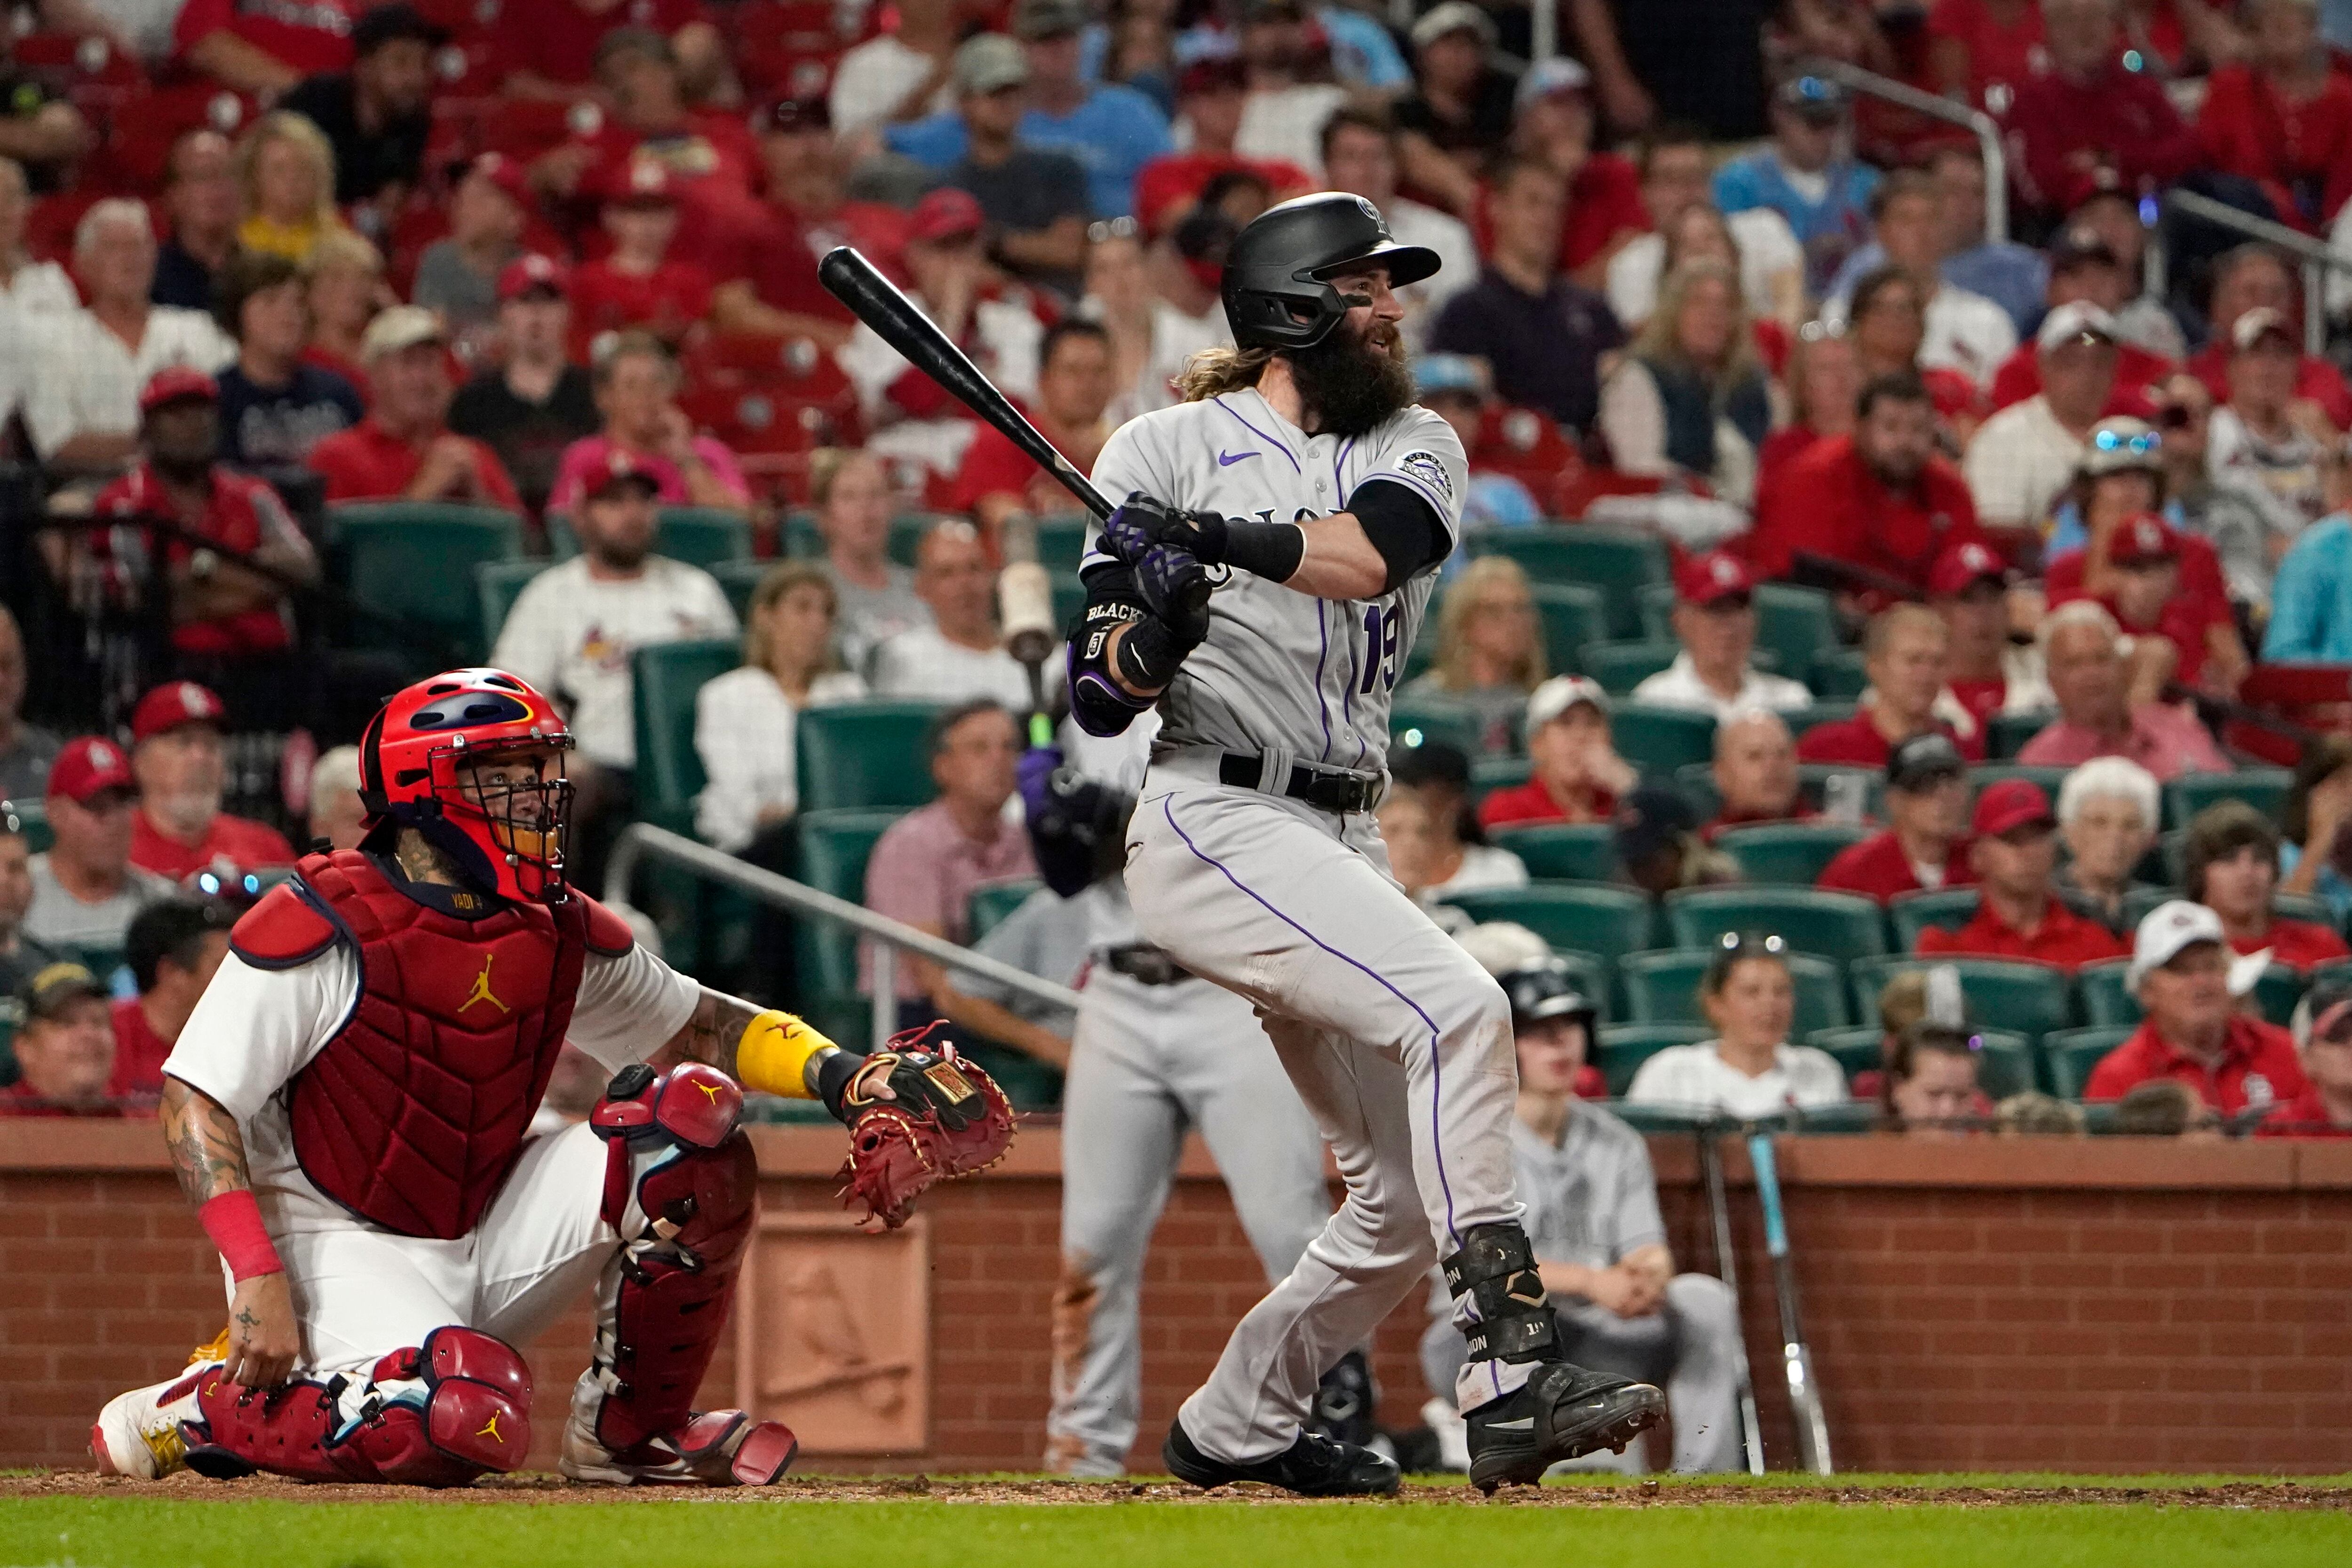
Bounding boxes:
[1497,960,1599,1041]
[1222,191,1442,350]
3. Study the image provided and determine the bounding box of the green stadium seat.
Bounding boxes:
[0,1015,14,1086]
[781,509,822,558]
[1531,582,1609,678]
[709,558,771,624]
[1886,887,1983,948]
[330,502,523,664]
[1033,515,1095,572]
[1595,1022,1712,1095]
[1665,887,1889,966]
[796,702,945,814]
[2252,964,2306,1027]
[1612,705,1716,774]
[1794,762,1882,821]
[1548,948,1614,1021]
[2044,1025,2134,1098]
[476,559,546,657]
[548,507,752,568]
[1850,956,2076,1048]
[1988,710,2055,760]
[2119,888,2337,936]
[2156,832,2188,887]
[1051,572,1087,638]
[1601,1098,1706,1132]
[1806,1028,1883,1087]
[795,808,909,995]
[1805,1025,2037,1100]
[1621,948,1849,1035]
[1440,883,1657,968]
[1470,755,1531,808]
[1469,525,1669,638]
[1807,647,1868,699]
[1635,583,1676,641]
[1716,822,1870,886]
[1755,584,1839,679]
[2164,768,2294,831]
[3,802,50,853]
[630,639,739,830]
[969,878,1043,940]
[890,512,950,566]
[1489,823,1615,882]
[2078,958,2138,1027]
[1787,703,1861,741]
[1968,764,2072,802]
[1390,693,1485,755]
[1672,764,1723,821]
[1579,640,1680,696]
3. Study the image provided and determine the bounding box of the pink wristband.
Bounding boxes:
[199,1192,284,1281]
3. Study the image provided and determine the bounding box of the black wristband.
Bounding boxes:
[1115,616,1192,690]
[814,1049,864,1122]
[1221,520,1305,583]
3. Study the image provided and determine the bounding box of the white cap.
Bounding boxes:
[1514,56,1591,112]
[360,304,447,364]
[2127,899,2270,997]
[1525,674,1609,735]
[2036,299,2117,354]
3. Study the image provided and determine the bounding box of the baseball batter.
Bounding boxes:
[1068,193,1665,1495]
[87,669,1008,1488]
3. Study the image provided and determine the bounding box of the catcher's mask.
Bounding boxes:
[358,668,576,903]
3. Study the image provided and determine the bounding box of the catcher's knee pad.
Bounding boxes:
[588,1062,759,1451]
[1441,1222,1559,1369]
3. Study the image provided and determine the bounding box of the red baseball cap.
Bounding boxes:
[2110,512,2181,567]
[586,446,664,498]
[1972,778,2056,839]
[497,252,570,303]
[605,159,677,208]
[910,187,985,244]
[139,366,218,414]
[468,151,531,207]
[131,680,228,743]
[1929,539,2009,598]
[46,736,135,804]
[1672,550,1754,607]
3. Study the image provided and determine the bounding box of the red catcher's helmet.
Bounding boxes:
[358,669,575,903]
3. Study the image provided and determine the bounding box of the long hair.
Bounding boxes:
[1432,557,1547,694]
[1630,257,1759,395]
[1176,344,1276,402]
[741,560,844,678]
[235,112,340,234]
[1877,1020,1980,1130]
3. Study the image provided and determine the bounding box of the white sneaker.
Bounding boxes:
[91,1364,217,1480]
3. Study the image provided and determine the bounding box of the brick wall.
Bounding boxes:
[1,1122,2344,1474]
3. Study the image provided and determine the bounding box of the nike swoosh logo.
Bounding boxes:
[1485,1417,1534,1431]
[1217,450,1257,466]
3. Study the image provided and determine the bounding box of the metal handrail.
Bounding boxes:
[1795,58,2008,247]
[2159,188,2352,356]
[605,822,1082,1051]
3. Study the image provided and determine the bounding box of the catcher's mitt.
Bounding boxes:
[831,1028,1016,1228]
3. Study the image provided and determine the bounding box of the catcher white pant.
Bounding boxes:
[1046,967,1331,1476]
[1125,756,1528,1463]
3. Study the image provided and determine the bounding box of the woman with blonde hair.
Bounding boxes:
[1399,555,1547,754]
[235,112,348,264]
[1597,257,1780,506]
[808,446,930,675]
[302,229,387,390]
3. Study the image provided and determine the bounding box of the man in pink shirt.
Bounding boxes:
[2018,600,2230,781]
[548,331,751,516]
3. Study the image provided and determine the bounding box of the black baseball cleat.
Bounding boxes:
[1463,1361,1667,1493]
[1162,1415,1400,1497]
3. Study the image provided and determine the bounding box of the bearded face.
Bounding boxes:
[1287,306,1414,438]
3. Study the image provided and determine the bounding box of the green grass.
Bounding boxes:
[1,1490,2347,1568]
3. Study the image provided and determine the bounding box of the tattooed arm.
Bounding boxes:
[162,1079,301,1389]
[661,988,768,1079]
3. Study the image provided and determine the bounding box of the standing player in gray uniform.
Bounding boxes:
[1066,192,1665,1495]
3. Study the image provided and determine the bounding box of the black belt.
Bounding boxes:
[1218,752,1382,814]
[1102,945,1193,986]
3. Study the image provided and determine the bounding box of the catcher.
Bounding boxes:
[90,668,1010,1488]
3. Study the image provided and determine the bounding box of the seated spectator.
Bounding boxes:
[1402,557,1548,753]
[1226,0,1349,176]
[20,200,235,472]
[1609,123,1803,332]
[90,372,319,713]
[569,165,713,358]
[1817,733,1977,900]
[1133,56,1311,236]
[1987,228,2177,418]
[550,332,749,516]
[0,37,90,193]
[24,739,170,949]
[1711,76,1877,299]
[0,605,61,803]
[1799,604,1973,765]
[109,898,232,1096]
[709,98,882,352]
[2063,187,2185,359]
[306,742,367,852]
[1388,741,1527,899]
[2261,971,2352,1135]
[1376,786,1471,932]
[1964,303,2121,533]
[1496,57,1648,287]
[1929,0,2045,113]
[1321,106,1475,349]
[1704,709,1813,836]
[151,131,239,313]
[1477,677,1636,829]
[2185,798,2352,970]
[495,0,725,105]
[2281,736,2352,924]
[124,682,295,882]
[300,230,386,393]
[693,562,868,855]
[413,155,532,338]
[1077,212,1223,428]
[1749,373,1986,600]
[1826,171,2013,392]
[1916,780,2130,967]
[1392,4,1516,195]
[2043,413,2165,560]
[448,256,601,516]
[1824,144,2050,341]
[2,963,121,1116]
[174,0,362,96]
[861,700,1037,1027]
[1411,356,1543,527]
[2198,0,2352,234]
[1627,934,1848,1115]
[1932,541,2051,734]
[2265,436,2352,659]
[1996,1090,2089,1134]
[232,112,350,267]
[2112,1076,2225,1136]
[0,158,75,313]
[308,309,522,507]
[2055,756,2163,934]
[872,519,1058,708]
[1426,932,1747,1474]
[1756,324,1860,494]
[1879,1019,1986,1133]
[809,449,932,677]
[278,2,437,223]
[211,251,364,472]
[551,31,760,255]
[1597,260,1779,506]
[2187,243,2352,430]
[954,319,1115,543]
[829,0,960,143]
[2209,307,2331,526]
[2085,899,2304,1114]
[1617,781,1737,895]
[2134,372,2303,610]
[2049,511,2249,697]
[1429,157,1624,437]
[1632,552,1810,719]
[2004,0,2202,225]
[1832,266,1982,437]
[0,803,62,998]
[2019,600,2231,779]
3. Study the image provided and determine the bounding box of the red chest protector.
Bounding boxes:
[232,849,636,1240]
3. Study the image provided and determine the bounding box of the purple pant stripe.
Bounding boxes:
[1158,795,1462,1253]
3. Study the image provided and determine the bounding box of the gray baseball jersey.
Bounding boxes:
[1085,387,1470,772]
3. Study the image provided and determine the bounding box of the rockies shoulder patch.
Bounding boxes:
[1397,451,1454,502]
